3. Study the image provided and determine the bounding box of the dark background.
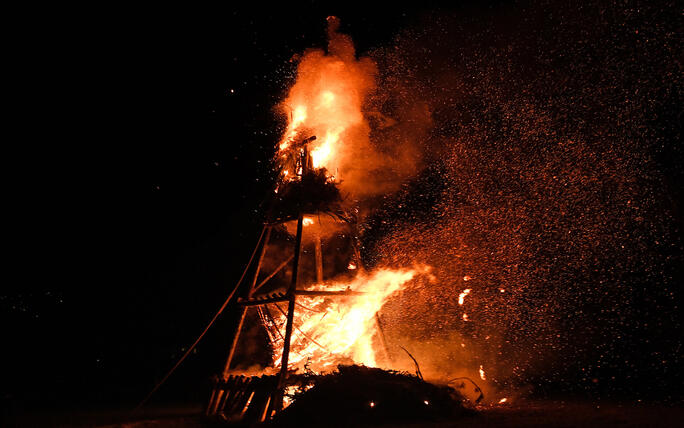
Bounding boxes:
[2,0,681,415]
[2,1,441,410]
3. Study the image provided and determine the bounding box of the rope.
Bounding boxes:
[135,226,267,409]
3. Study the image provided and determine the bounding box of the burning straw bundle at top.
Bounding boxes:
[269,136,352,225]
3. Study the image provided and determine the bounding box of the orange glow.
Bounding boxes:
[275,18,376,188]
[479,365,486,380]
[458,288,471,305]
[498,398,508,404]
[311,128,342,169]
[302,217,315,226]
[279,106,308,151]
[267,267,427,372]
[462,313,469,321]
[282,386,297,409]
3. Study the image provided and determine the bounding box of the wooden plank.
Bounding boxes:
[260,395,272,422]
[295,290,364,297]
[218,376,240,413]
[205,386,218,416]
[211,389,225,416]
[240,390,256,417]
[227,379,253,415]
[238,289,364,306]
[238,294,289,306]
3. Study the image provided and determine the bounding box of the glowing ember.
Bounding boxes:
[462,313,469,321]
[302,217,315,226]
[347,262,357,270]
[479,365,486,380]
[369,401,375,408]
[458,288,471,305]
[282,386,298,408]
[498,398,508,404]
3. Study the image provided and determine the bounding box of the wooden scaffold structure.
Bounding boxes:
[204,135,369,422]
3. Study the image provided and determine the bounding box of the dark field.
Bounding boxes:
[7,401,684,428]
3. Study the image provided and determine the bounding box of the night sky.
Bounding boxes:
[3,0,682,414]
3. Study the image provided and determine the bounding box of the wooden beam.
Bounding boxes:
[238,295,289,307]
[314,232,323,283]
[274,213,303,413]
[295,290,364,297]
[253,254,294,293]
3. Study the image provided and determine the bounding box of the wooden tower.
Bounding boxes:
[205,136,364,421]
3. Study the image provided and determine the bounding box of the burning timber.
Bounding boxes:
[204,136,364,421]
[204,131,436,423]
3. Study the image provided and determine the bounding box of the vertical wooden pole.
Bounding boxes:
[221,227,272,379]
[272,145,309,415]
[259,395,272,422]
[314,231,323,283]
[274,214,304,413]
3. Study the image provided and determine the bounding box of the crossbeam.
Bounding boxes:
[238,289,364,306]
[294,290,364,297]
[238,294,288,307]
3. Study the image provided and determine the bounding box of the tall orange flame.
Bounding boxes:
[277,16,376,190]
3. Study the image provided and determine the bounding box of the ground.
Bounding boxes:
[6,401,683,427]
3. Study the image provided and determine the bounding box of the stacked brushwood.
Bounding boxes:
[269,169,352,224]
[273,365,474,427]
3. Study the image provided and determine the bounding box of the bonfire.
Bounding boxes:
[204,16,492,425]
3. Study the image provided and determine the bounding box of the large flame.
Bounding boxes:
[277,16,376,186]
[263,267,425,372]
[264,17,405,375]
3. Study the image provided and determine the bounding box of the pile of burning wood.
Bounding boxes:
[206,364,474,426]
